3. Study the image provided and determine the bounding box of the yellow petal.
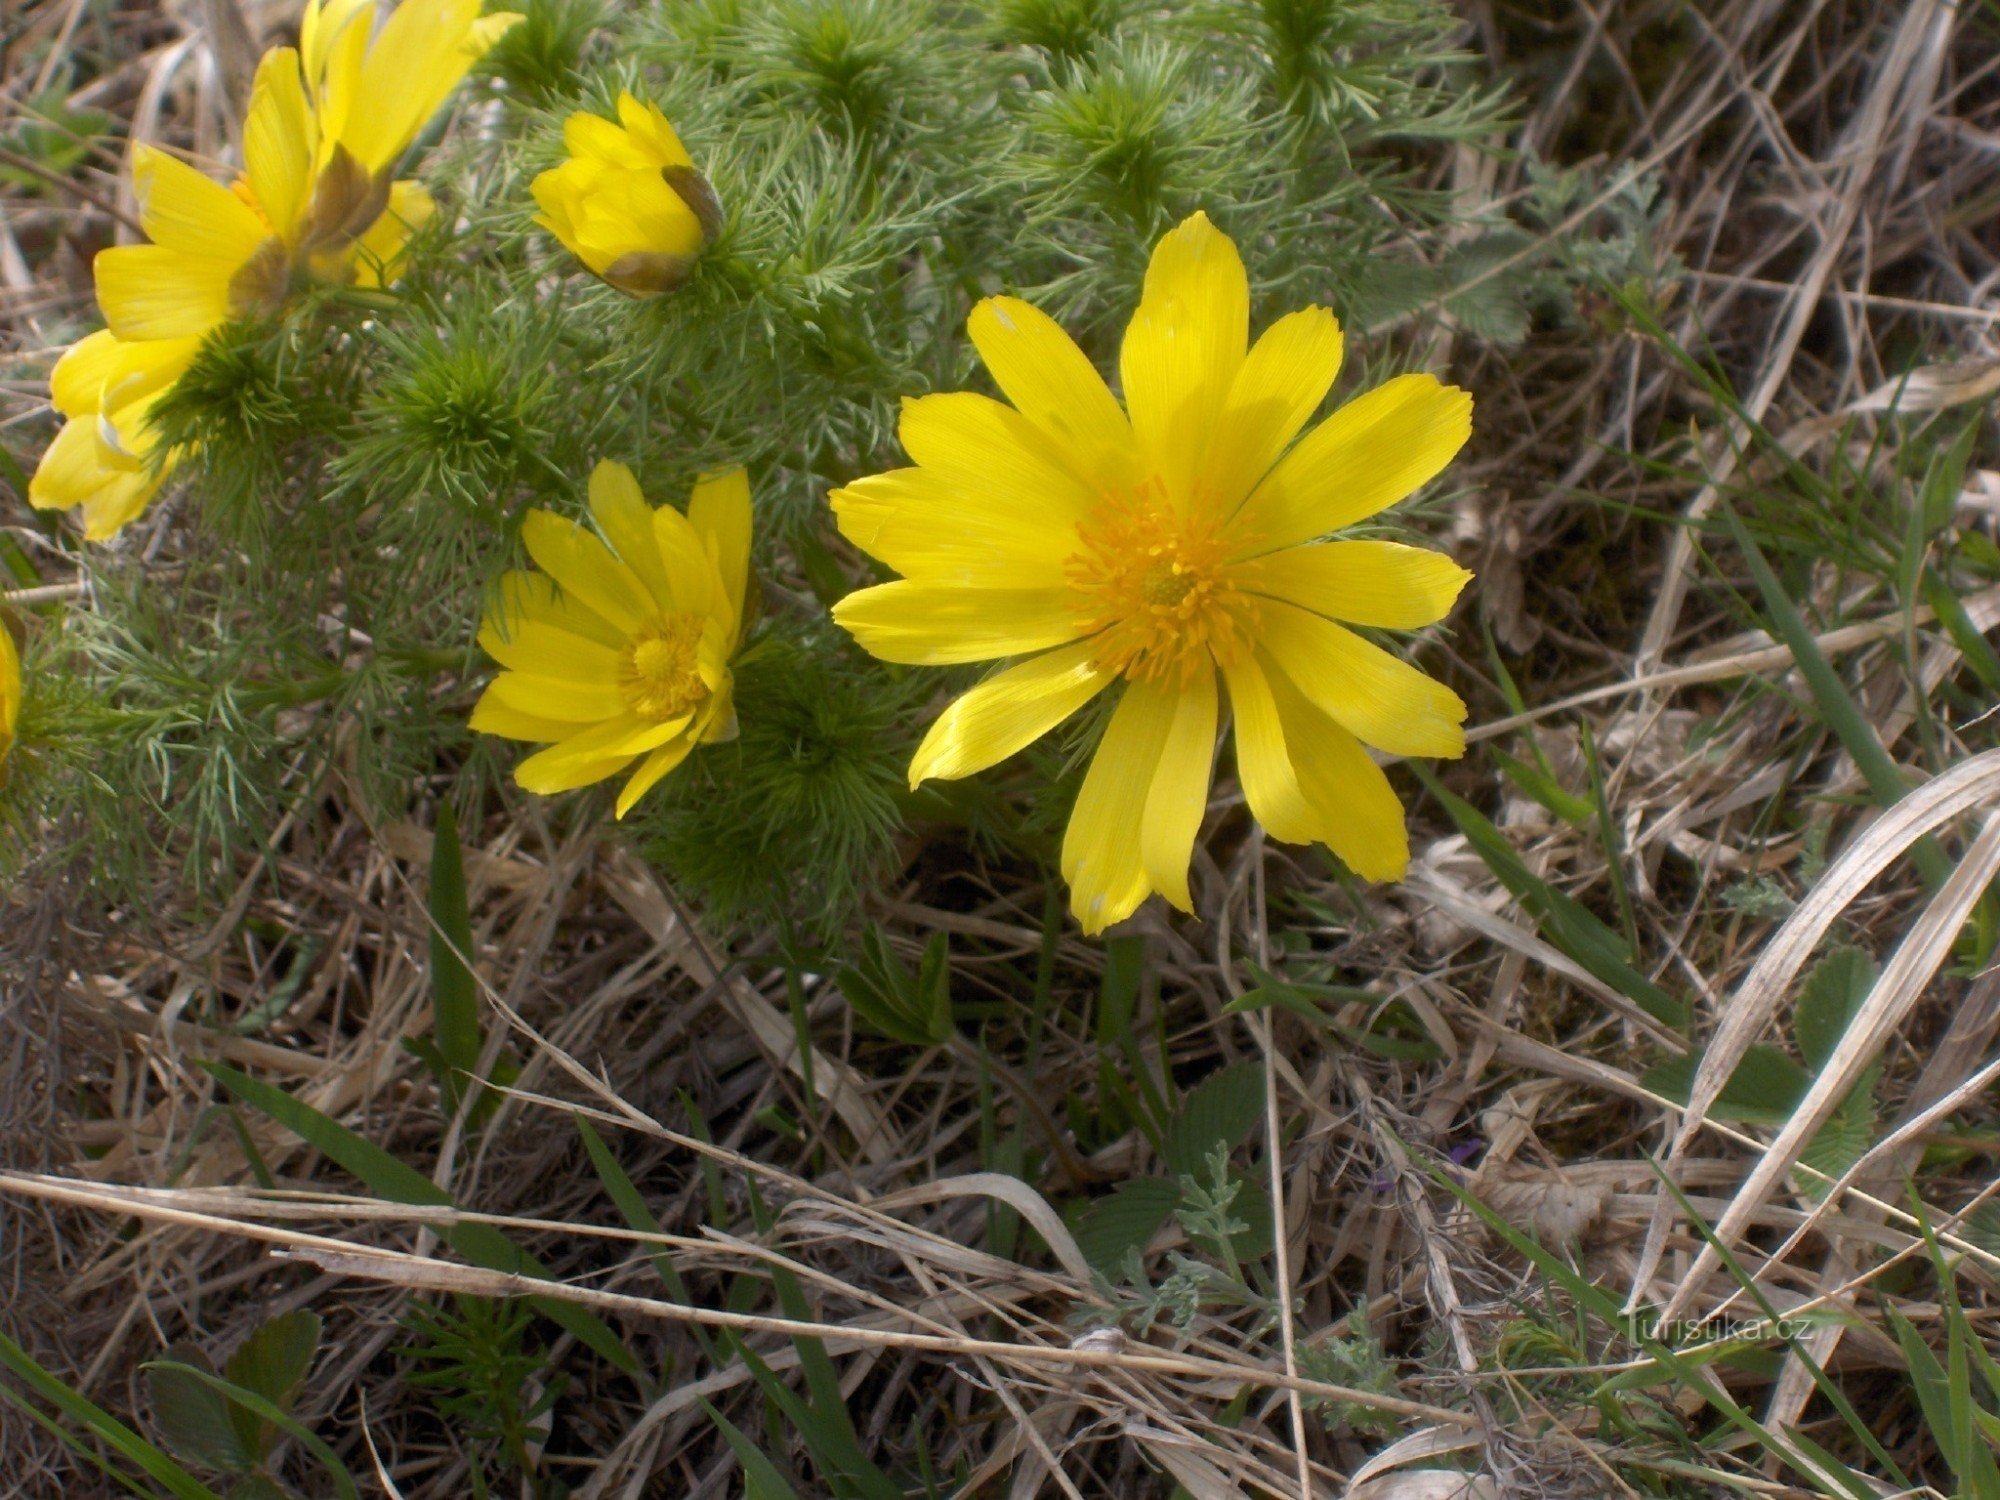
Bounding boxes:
[476,617,623,682]
[304,0,380,160]
[689,467,752,631]
[244,49,316,244]
[1139,663,1218,912]
[696,681,738,743]
[81,466,171,539]
[564,110,653,169]
[967,295,1137,492]
[514,712,686,792]
[343,0,484,170]
[1245,540,1471,629]
[650,503,719,617]
[513,747,634,795]
[301,0,374,99]
[519,508,657,634]
[832,581,1084,666]
[898,393,1095,528]
[487,668,628,723]
[1119,210,1247,509]
[1201,306,1342,512]
[531,166,582,254]
[1222,650,1409,878]
[615,733,695,817]
[907,639,1116,787]
[587,460,673,608]
[1234,373,1472,556]
[830,467,1073,588]
[1061,681,1179,934]
[129,145,268,257]
[1257,601,1465,759]
[94,244,240,340]
[490,568,626,650]
[615,92,694,169]
[0,624,18,756]
[1264,665,1409,881]
[1218,651,1320,845]
[49,331,128,417]
[468,691,576,743]
[29,416,164,540]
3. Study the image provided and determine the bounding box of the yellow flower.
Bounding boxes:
[532,92,722,298]
[304,0,520,188]
[0,621,18,783]
[831,211,1474,935]
[38,0,511,538]
[92,0,504,343]
[29,331,201,539]
[471,461,752,817]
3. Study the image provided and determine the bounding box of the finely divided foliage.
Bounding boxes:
[8,0,1997,1497]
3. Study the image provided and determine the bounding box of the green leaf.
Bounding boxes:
[200,1063,640,1378]
[0,1332,225,1500]
[1441,231,1536,346]
[142,1359,356,1500]
[226,1477,291,1500]
[1642,1044,1809,1125]
[1163,1062,1265,1179]
[1793,946,1877,1072]
[428,802,483,1108]
[1072,1178,1182,1275]
[150,1345,257,1473]
[1799,1080,1878,1201]
[834,926,954,1046]
[220,1310,320,1459]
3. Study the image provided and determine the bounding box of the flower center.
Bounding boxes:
[1064,482,1258,685]
[621,615,709,721]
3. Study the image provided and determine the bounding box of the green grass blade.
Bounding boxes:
[200,1063,639,1377]
[1415,767,1686,1027]
[703,1400,802,1500]
[0,1333,225,1500]
[575,1114,720,1365]
[1717,499,1951,888]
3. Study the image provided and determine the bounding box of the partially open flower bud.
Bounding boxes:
[531,92,722,299]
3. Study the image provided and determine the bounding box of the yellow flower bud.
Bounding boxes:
[532,92,722,299]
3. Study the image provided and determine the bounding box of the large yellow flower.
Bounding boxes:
[471,461,752,817]
[532,92,722,298]
[29,331,201,539]
[832,212,1474,934]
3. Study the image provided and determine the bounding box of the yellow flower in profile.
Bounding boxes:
[92,1,507,341]
[37,0,515,538]
[532,92,722,298]
[0,621,18,783]
[29,331,201,539]
[471,461,752,817]
[832,211,1474,935]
